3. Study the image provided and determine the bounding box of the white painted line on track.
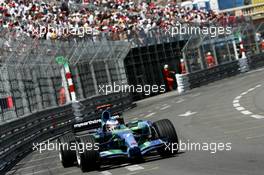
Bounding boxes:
[241,110,253,115]
[139,113,145,117]
[233,84,263,119]
[101,171,113,175]
[247,88,255,92]
[241,92,248,95]
[235,96,242,100]
[190,93,201,97]
[236,107,245,111]
[125,165,144,171]
[144,112,156,118]
[160,105,171,110]
[61,169,81,175]
[233,100,239,103]
[251,115,264,119]
[178,111,197,117]
[126,166,159,175]
[233,103,240,107]
[176,99,185,103]
[246,134,264,140]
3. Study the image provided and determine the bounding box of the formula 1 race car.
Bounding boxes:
[58,104,179,172]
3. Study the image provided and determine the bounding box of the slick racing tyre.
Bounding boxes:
[153,119,179,157]
[58,134,77,167]
[76,135,100,172]
[128,147,144,164]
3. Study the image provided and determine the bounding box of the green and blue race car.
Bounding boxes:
[58,105,179,172]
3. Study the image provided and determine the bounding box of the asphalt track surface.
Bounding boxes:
[6,68,264,175]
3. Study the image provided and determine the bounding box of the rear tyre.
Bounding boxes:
[58,134,76,167]
[153,119,179,157]
[76,135,100,172]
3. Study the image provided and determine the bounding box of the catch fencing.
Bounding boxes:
[174,17,264,93]
[0,29,131,122]
[182,16,263,74]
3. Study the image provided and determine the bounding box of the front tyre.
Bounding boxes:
[153,119,179,157]
[58,134,76,167]
[76,135,100,172]
[128,147,144,163]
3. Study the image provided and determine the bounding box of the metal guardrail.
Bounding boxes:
[187,61,240,89]
[248,52,264,70]
[177,52,264,92]
[0,92,135,174]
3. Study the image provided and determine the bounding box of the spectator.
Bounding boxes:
[0,0,225,41]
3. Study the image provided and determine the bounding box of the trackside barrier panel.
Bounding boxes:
[0,92,135,174]
[175,52,264,93]
[175,74,190,94]
[238,57,250,73]
[248,53,264,70]
[187,61,240,89]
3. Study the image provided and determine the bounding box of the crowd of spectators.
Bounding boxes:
[0,0,223,41]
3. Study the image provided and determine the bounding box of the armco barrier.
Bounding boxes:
[187,61,240,89]
[0,92,135,174]
[248,53,264,70]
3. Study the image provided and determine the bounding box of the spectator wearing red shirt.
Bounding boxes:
[206,52,216,68]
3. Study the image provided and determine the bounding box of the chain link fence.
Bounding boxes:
[0,29,131,122]
[182,16,262,73]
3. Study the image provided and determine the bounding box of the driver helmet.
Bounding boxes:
[105,119,119,132]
